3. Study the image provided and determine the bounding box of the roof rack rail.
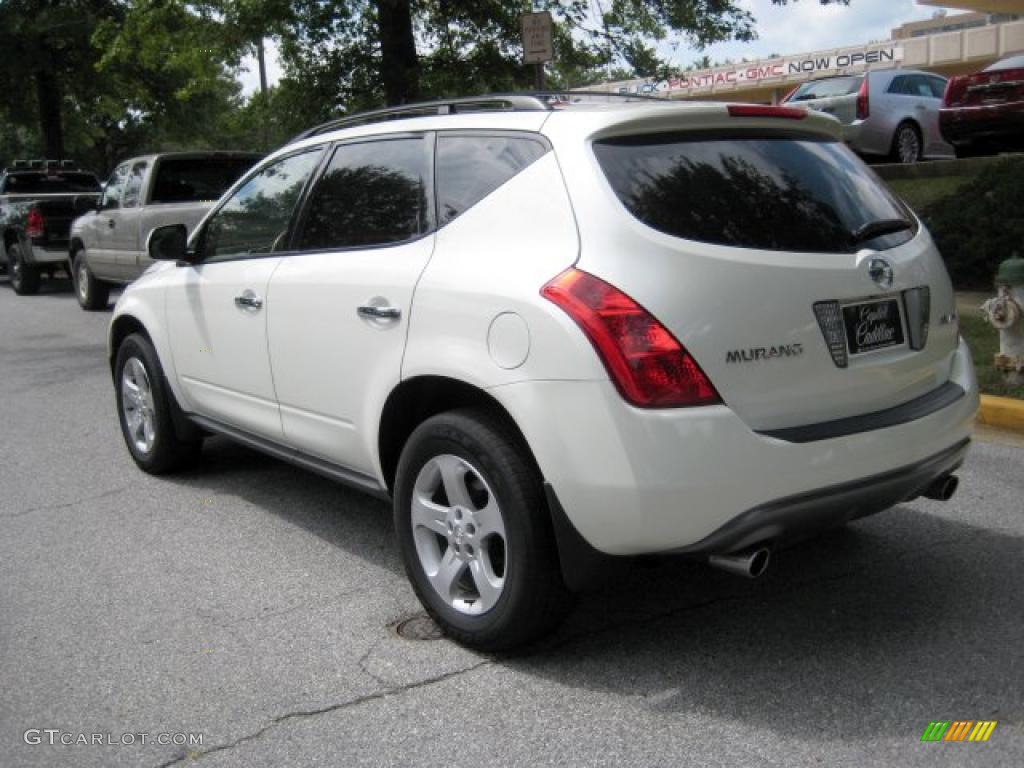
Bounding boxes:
[288,90,670,144]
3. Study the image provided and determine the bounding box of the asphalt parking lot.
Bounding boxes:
[1,276,1022,767]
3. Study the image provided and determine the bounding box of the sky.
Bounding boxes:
[236,1,966,95]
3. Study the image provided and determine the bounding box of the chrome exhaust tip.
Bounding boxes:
[708,546,772,579]
[923,474,959,502]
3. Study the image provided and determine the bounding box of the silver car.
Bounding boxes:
[784,69,955,163]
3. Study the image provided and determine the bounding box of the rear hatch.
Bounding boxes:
[944,60,1024,108]
[783,75,864,124]
[578,106,958,431]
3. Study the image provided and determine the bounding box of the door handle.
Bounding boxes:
[234,291,264,310]
[357,305,401,320]
[107,218,116,228]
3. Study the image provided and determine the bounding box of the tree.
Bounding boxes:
[0,1,124,159]
[269,0,846,123]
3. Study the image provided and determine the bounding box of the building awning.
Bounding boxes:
[919,0,1024,12]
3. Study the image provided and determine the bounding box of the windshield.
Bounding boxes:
[787,76,864,102]
[1,172,101,194]
[593,133,915,253]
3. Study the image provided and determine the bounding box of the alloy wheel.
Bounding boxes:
[77,262,89,302]
[411,454,507,615]
[121,357,156,454]
[898,127,920,163]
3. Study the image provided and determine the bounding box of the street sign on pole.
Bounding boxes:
[520,11,553,64]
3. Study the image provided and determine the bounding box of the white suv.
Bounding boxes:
[109,94,978,650]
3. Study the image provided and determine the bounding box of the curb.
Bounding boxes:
[978,394,1024,433]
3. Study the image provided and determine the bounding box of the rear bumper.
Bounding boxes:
[669,437,968,556]
[940,101,1024,146]
[27,243,70,266]
[492,337,978,556]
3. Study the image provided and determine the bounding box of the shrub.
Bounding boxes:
[920,157,1024,290]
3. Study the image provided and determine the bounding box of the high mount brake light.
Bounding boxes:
[727,105,807,120]
[541,268,721,408]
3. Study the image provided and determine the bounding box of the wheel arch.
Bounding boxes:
[70,236,85,257]
[109,311,200,443]
[893,118,923,152]
[378,374,611,592]
[3,227,22,257]
[108,314,153,374]
[377,375,541,495]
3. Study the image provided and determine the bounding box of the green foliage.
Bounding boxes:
[920,158,1024,290]
[0,0,847,176]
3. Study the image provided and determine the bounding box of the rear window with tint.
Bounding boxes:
[1,172,100,194]
[151,156,261,204]
[593,134,914,253]
[788,76,863,101]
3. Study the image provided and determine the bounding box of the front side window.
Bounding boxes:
[594,133,915,253]
[101,165,129,210]
[297,138,429,250]
[122,162,147,208]
[435,134,548,225]
[201,149,323,263]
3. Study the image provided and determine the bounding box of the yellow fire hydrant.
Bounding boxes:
[981,252,1024,387]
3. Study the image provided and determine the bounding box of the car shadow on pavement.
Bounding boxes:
[164,436,1022,744]
[515,509,1024,743]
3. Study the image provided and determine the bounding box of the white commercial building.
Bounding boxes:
[592,10,1024,104]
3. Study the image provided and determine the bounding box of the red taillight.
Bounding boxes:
[856,77,869,120]
[727,104,806,120]
[541,268,721,408]
[25,208,44,238]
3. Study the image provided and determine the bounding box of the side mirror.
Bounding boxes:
[148,224,190,263]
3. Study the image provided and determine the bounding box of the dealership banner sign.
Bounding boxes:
[617,45,904,96]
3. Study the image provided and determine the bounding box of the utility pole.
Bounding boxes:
[257,38,268,96]
[256,38,269,151]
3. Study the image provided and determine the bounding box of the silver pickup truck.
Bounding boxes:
[69,151,261,309]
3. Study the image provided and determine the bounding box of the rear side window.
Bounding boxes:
[788,76,863,102]
[297,138,429,250]
[594,134,915,253]
[436,134,548,224]
[2,172,101,194]
[151,156,261,204]
[926,76,948,99]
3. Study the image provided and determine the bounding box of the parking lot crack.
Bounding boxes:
[1,487,127,519]
[155,659,491,766]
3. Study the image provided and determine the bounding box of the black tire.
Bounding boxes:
[72,249,110,310]
[114,333,202,474]
[891,122,922,164]
[394,409,572,651]
[7,243,40,295]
